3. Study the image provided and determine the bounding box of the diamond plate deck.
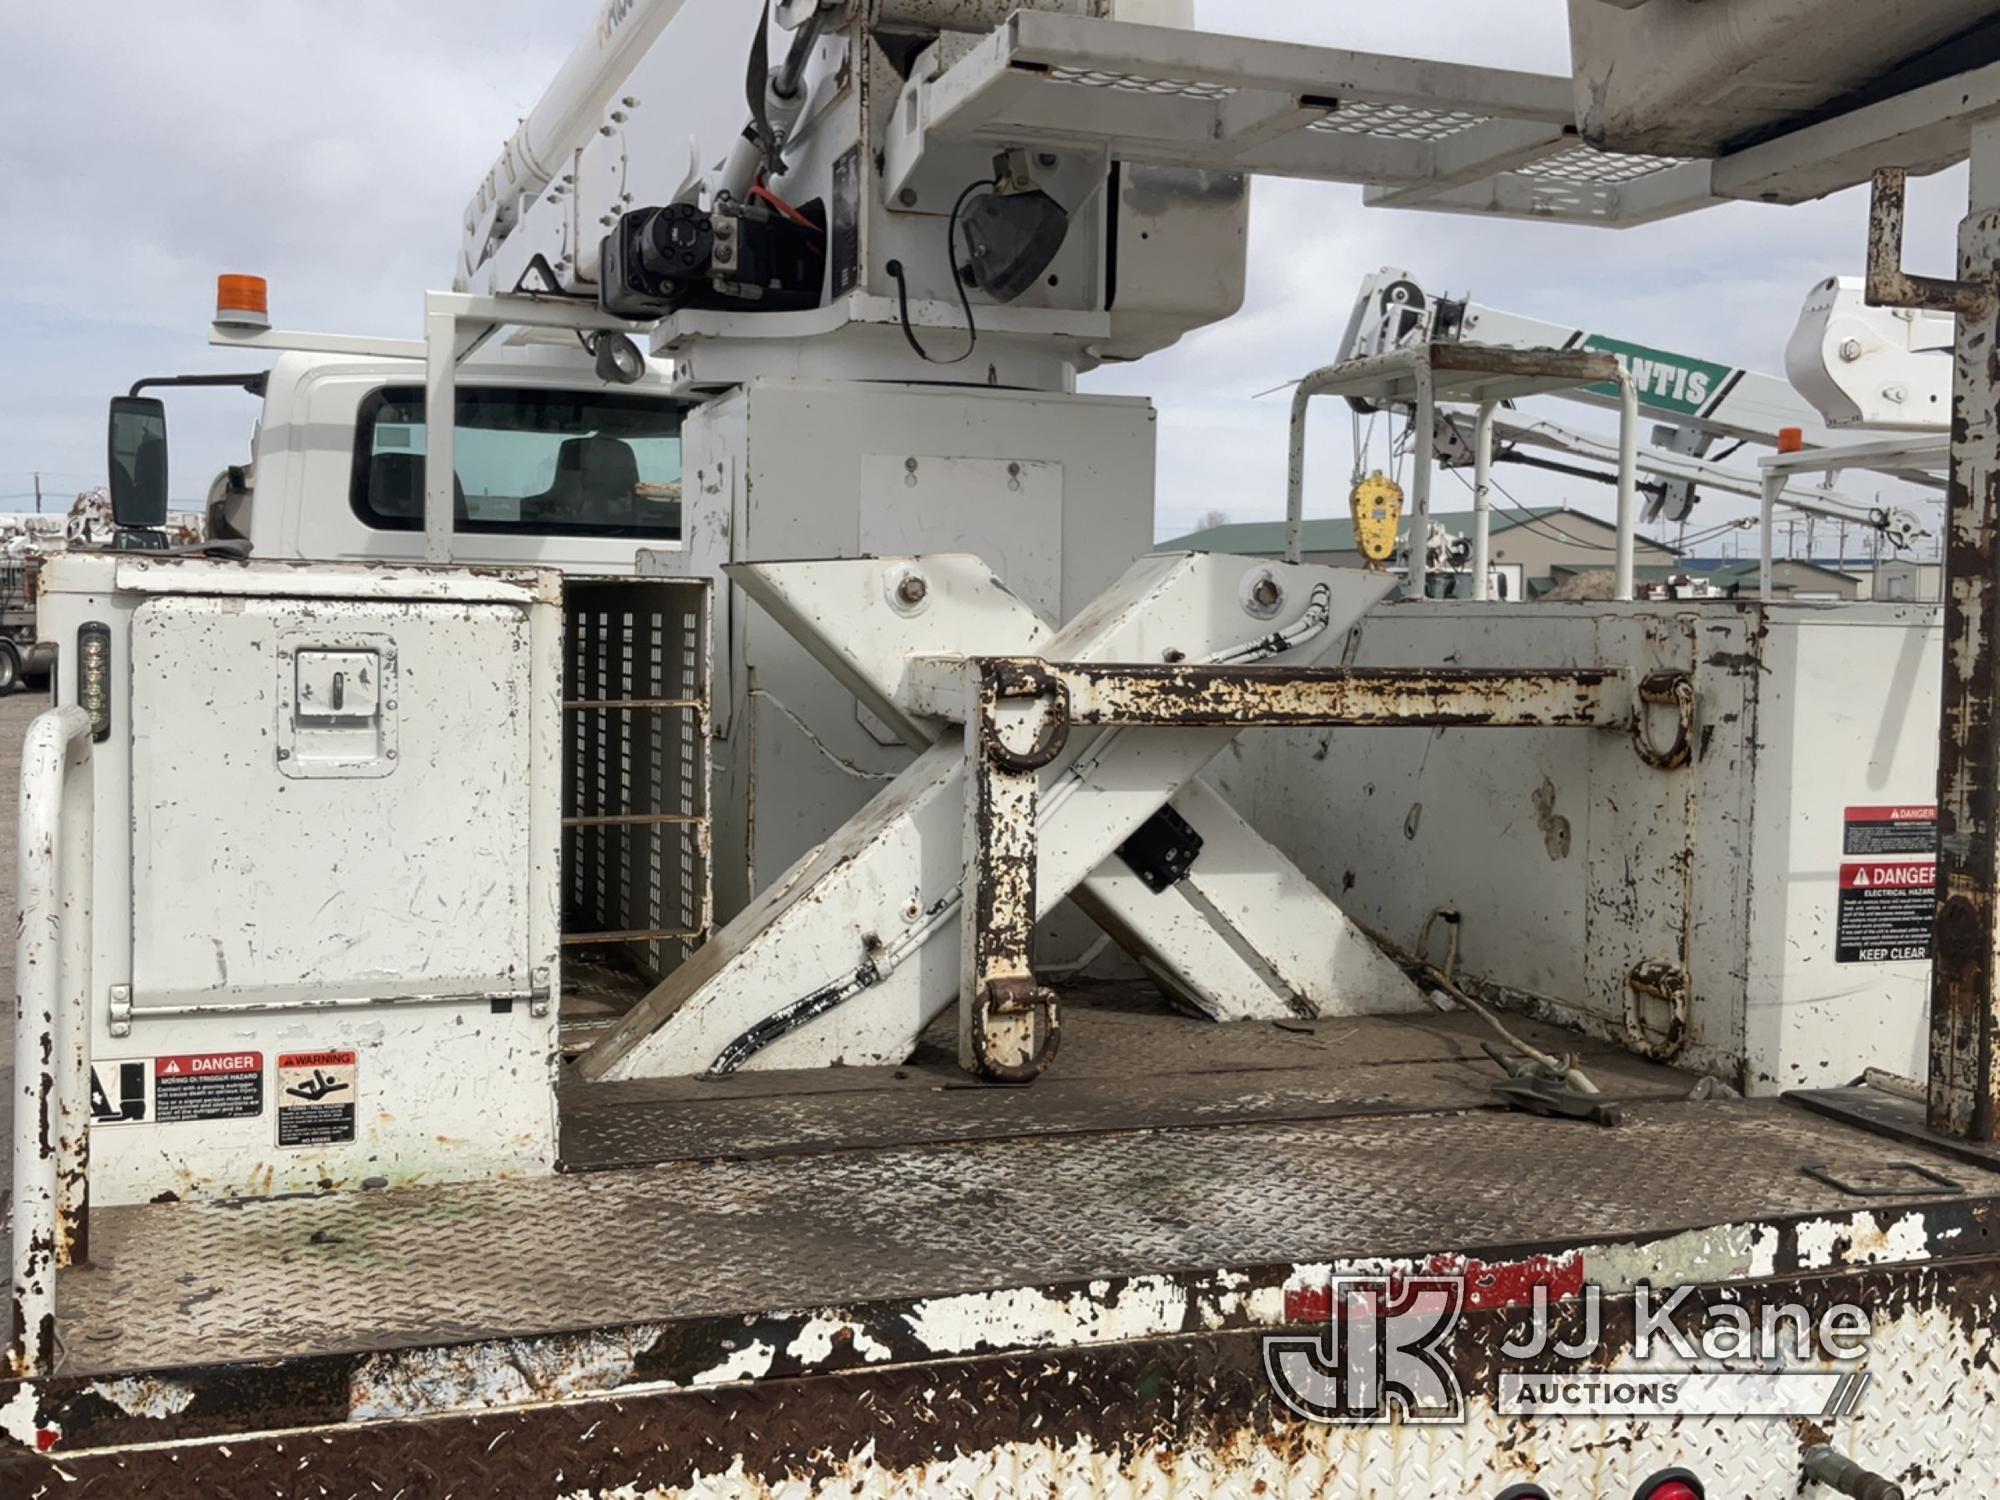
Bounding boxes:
[56,1088,1998,1378]
[559,998,1699,1169]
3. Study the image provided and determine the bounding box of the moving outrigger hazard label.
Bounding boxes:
[154,1051,263,1123]
[1836,861,1936,964]
[277,1050,357,1148]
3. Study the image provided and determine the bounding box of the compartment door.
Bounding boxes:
[130,595,534,1011]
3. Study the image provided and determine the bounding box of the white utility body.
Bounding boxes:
[39,553,566,1204]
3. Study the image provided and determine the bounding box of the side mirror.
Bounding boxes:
[107,396,170,529]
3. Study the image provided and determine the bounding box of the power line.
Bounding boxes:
[1439,462,1624,554]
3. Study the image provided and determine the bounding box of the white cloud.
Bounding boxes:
[1,1,575,506]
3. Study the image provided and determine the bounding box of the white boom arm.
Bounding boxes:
[1477,411,1927,550]
[1786,275,1954,432]
[1342,267,1842,450]
[459,0,695,291]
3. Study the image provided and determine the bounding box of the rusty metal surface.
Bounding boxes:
[1039,662,1636,729]
[962,667,1062,1079]
[1308,344,1626,411]
[1427,342,1624,387]
[1867,168,1996,319]
[5,1259,1997,1498]
[561,577,712,979]
[44,1090,1999,1381]
[1916,176,2000,1140]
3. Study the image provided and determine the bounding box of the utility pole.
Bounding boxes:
[32,472,41,514]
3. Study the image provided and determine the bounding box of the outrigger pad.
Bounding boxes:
[580,553,1421,1083]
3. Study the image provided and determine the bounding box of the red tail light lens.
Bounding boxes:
[1636,1472,1705,1500]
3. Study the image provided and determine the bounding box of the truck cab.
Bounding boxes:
[163,343,691,575]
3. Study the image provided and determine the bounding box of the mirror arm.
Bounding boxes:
[127,372,267,399]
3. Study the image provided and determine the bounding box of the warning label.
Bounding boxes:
[1844,805,1938,858]
[90,1059,151,1125]
[154,1052,264,1124]
[276,1050,357,1148]
[1837,861,1937,964]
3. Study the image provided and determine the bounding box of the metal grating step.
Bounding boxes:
[888,12,1716,226]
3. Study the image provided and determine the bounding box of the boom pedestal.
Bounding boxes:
[581,554,1397,1082]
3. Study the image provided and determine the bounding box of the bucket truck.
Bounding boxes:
[8,2,2000,1495]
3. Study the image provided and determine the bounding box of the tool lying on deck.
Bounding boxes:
[1484,1043,1626,1128]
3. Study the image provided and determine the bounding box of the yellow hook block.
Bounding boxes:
[1350,471,1404,567]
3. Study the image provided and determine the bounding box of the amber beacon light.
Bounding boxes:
[213,273,271,331]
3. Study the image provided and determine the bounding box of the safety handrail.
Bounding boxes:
[1286,350,1639,602]
[8,705,94,1378]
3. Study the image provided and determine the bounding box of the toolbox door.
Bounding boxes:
[129,595,535,1013]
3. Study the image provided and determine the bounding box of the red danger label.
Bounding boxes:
[1847,805,1937,823]
[156,1052,262,1077]
[153,1052,264,1124]
[1839,863,1937,890]
[1837,861,1936,963]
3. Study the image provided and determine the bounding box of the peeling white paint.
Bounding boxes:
[787,1315,893,1366]
[0,1383,44,1449]
[1240,1285,1289,1323]
[550,1294,2000,1500]
[86,1377,197,1420]
[691,1339,776,1385]
[1748,1222,1781,1279]
[1797,1210,1934,1271]
[1797,1216,1841,1270]
[903,1276,1190,1357]
[1580,1223,1766,1292]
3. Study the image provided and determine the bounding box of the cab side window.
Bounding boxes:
[351,387,684,540]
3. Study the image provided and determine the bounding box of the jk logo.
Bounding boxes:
[1264,1276,1466,1425]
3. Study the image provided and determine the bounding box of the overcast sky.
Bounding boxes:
[0,1,1969,557]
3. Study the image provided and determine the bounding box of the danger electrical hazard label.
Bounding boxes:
[1844,805,1939,858]
[154,1051,264,1124]
[277,1050,357,1148]
[1837,861,1937,964]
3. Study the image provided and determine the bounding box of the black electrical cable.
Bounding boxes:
[1440,456,1643,555]
[1435,427,1625,554]
[886,177,995,366]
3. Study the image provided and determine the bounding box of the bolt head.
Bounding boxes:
[897,575,929,607]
